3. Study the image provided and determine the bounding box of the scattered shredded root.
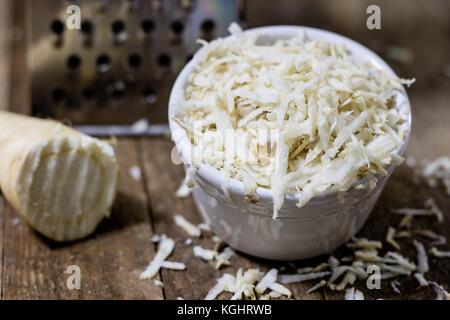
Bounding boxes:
[193,244,235,269]
[414,273,429,288]
[140,234,185,279]
[205,268,291,300]
[430,282,450,300]
[391,280,401,294]
[173,214,201,237]
[345,287,365,300]
[386,227,401,250]
[422,156,450,196]
[128,166,142,181]
[307,280,327,294]
[429,247,450,258]
[391,197,444,223]
[413,239,429,274]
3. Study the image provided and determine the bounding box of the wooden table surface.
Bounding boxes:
[0,0,448,300]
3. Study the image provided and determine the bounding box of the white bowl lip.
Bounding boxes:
[168,25,412,205]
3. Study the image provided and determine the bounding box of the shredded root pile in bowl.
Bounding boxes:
[173,24,413,218]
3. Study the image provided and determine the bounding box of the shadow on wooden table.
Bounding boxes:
[34,190,149,249]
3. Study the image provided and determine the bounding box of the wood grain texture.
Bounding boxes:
[0,196,4,299]
[1,139,163,299]
[0,0,13,111]
[140,138,323,300]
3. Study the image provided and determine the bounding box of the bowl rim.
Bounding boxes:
[168,25,412,204]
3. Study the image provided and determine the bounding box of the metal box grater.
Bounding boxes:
[27,0,245,128]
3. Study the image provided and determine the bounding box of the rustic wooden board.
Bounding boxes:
[324,164,450,300]
[0,196,4,299]
[140,138,324,300]
[1,139,163,299]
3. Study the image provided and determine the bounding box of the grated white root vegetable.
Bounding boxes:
[268,291,281,299]
[268,282,291,298]
[422,156,450,196]
[424,197,444,223]
[399,214,413,228]
[131,118,149,134]
[390,198,444,223]
[391,280,401,294]
[414,273,429,287]
[161,261,186,270]
[413,239,429,274]
[140,234,175,280]
[174,214,201,237]
[151,234,161,243]
[198,223,212,231]
[175,166,197,198]
[279,271,331,284]
[193,245,216,261]
[193,244,235,269]
[128,166,142,181]
[307,280,327,294]
[413,230,446,246]
[153,280,163,287]
[345,287,365,300]
[255,268,278,294]
[429,247,450,258]
[205,268,290,300]
[0,111,119,242]
[430,282,450,300]
[175,23,411,218]
[297,262,329,274]
[215,247,235,269]
[386,227,401,250]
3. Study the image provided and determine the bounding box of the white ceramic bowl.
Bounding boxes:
[168,26,411,260]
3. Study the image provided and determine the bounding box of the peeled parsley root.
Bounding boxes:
[0,111,119,241]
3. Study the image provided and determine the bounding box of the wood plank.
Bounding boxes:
[140,138,323,300]
[0,196,4,299]
[323,162,450,300]
[1,139,163,299]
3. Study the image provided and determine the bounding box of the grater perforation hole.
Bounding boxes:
[67,54,81,70]
[111,20,125,35]
[170,20,184,35]
[111,20,127,43]
[81,20,93,35]
[96,54,111,73]
[51,87,66,104]
[50,19,64,35]
[128,53,142,69]
[106,80,126,102]
[157,53,171,67]
[141,86,157,104]
[201,19,216,33]
[82,87,95,101]
[141,19,156,34]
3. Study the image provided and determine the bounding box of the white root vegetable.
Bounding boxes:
[0,111,119,241]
